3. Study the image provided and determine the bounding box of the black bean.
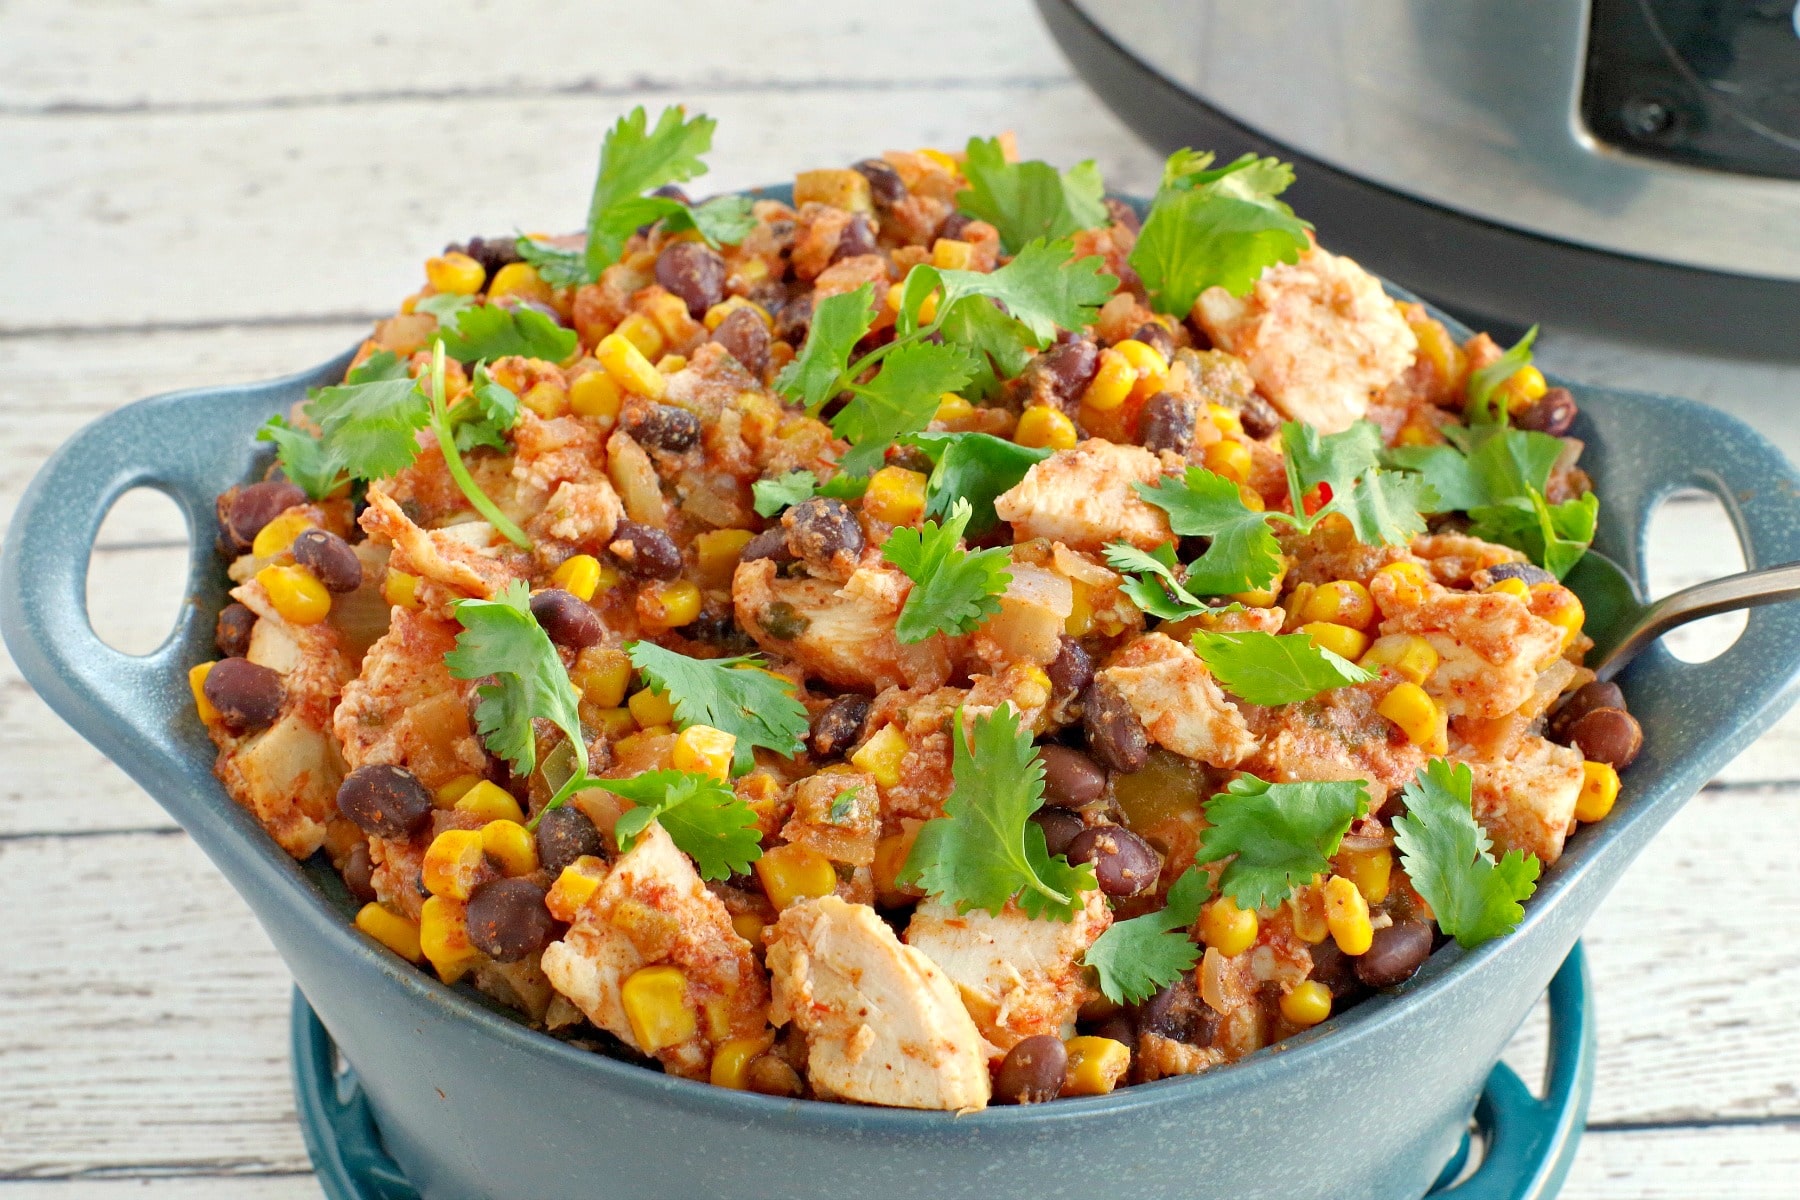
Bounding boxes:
[831,214,877,263]
[1130,322,1176,362]
[1355,920,1434,988]
[1130,976,1217,1045]
[1237,394,1282,440]
[761,601,809,641]
[529,588,604,649]
[1140,392,1199,455]
[1046,637,1095,706]
[774,294,814,345]
[939,212,974,241]
[291,529,363,593]
[1486,561,1554,587]
[220,480,306,554]
[740,527,794,564]
[1104,197,1142,234]
[203,656,284,732]
[1516,386,1578,436]
[1066,823,1161,897]
[607,520,683,580]
[1034,338,1100,409]
[711,307,771,377]
[1031,807,1087,858]
[885,443,935,475]
[783,497,864,571]
[852,158,907,208]
[465,878,557,963]
[495,295,567,327]
[1037,745,1106,809]
[1566,707,1642,769]
[1081,678,1149,773]
[335,764,434,839]
[623,404,701,453]
[1090,1013,1137,1046]
[447,236,522,279]
[1550,681,1626,740]
[810,694,871,759]
[650,184,690,204]
[994,1035,1067,1104]
[1306,939,1365,1000]
[215,602,257,659]
[342,841,378,903]
[535,806,604,875]
[655,240,726,318]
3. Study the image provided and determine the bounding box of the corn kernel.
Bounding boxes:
[383,569,420,610]
[934,394,976,423]
[931,238,975,271]
[257,564,331,624]
[1299,580,1376,630]
[421,828,486,900]
[862,466,928,525]
[1378,682,1448,755]
[251,510,314,559]
[583,705,637,739]
[189,661,219,723]
[1576,761,1620,823]
[1394,419,1442,447]
[1199,895,1259,957]
[1333,846,1392,906]
[419,896,483,984]
[1015,405,1078,451]
[1064,577,1096,636]
[711,1034,775,1090]
[1288,886,1330,944]
[569,370,624,425]
[520,380,569,418]
[1358,634,1439,686]
[425,251,486,296]
[1239,484,1266,512]
[672,724,737,781]
[551,554,602,602]
[629,687,677,729]
[597,331,666,400]
[731,911,768,946]
[614,312,666,362]
[481,819,539,876]
[570,646,631,708]
[917,147,959,174]
[1208,403,1243,436]
[640,578,702,631]
[793,168,874,213]
[621,965,697,1053]
[354,903,423,962]
[851,724,908,788]
[1202,439,1252,484]
[644,291,695,344]
[1231,560,1289,608]
[695,528,755,588]
[1498,364,1549,415]
[1062,1036,1131,1097]
[703,296,773,332]
[1485,576,1532,600]
[656,353,688,374]
[433,773,483,808]
[1534,584,1586,648]
[1280,980,1333,1028]
[546,858,605,920]
[1080,348,1134,412]
[454,780,526,825]
[1301,621,1370,662]
[756,843,838,910]
[1323,874,1374,956]
[487,262,552,306]
[1114,338,1170,403]
[1374,560,1431,609]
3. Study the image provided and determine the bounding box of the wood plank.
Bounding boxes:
[0,1179,321,1199]
[0,0,1068,111]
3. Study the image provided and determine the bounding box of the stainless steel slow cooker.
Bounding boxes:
[1039,0,1800,357]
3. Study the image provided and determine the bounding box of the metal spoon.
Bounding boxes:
[1568,552,1800,681]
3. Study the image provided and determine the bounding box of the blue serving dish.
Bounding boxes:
[5,267,1799,1198]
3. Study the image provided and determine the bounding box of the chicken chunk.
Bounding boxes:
[993,439,1171,551]
[214,711,346,858]
[905,889,1111,1053]
[1377,587,1567,720]
[1241,681,1427,811]
[331,606,486,786]
[540,824,769,1080]
[734,557,956,692]
[360,485,526,603]
[766,896,990,1110]
[1098,633,1256,767]
[1195,245,1417,433]
[1463,735,1584,864]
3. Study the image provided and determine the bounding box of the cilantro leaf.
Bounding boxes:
[433,304,578,365]
[1084,867,1210,1005]
[1198,774,1369,910]
[1282,420,1383,504]
[881,498,1013,642]
[514,237,588,290]
[444,580,583,776]
[775,283,876,412]
[903,431,1050,535]
[305,369,428,482]
[954,137,1110,254]
[582,106,717,280]
[1134,468,1284,595]
[1465,326,1539,425]
[415,291,479,325]
[903,239,1117,347]
[1326,468,1435,547]
[902,704,1095,920]
[831,340,975,477]
[751,469,819,517]
[444,363,520,453]
[625,642,810,773]
[1189,629,1374,706]
[1130,152,1311,316]
[256,416,344,501]
[1469,490,1597,580]
[1105,542,1214,621]
[937,295,1038,399]
[1274,420,1432,547]
[659,193,757,248]
[601,769,763,881]
[1393,759,1540,948]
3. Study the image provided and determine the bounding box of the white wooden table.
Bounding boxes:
[2,3,1796,1195]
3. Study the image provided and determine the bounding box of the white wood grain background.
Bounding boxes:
[2,3,1796,1196]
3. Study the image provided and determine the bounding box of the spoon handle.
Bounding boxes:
[1594,561,1800,682]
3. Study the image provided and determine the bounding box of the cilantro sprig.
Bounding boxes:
[1189,629,1374,706]
[881,498,1013,642]
[1083,867,1210,1004]
[624,642,810,773]
[1464,326,1539,425]
[599,769,763,881]
[901,432,1050,536]
[1393,759,1540,948]
[432,304,578,366]
[902,704,1095,921]
[1198,774,1370,910]
[578,105,719,281]
[749,469,866,517]
[954,136,1110,254]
